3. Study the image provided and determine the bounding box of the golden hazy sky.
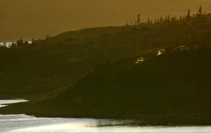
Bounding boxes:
[0,0,211,41]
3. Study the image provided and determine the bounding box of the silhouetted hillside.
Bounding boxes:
[1,13,211,99]
[1,43,211,125]
[1,13,211,126]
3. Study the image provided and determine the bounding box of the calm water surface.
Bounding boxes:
[0,100,211,133]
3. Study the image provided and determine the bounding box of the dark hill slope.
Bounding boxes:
[50,44,211,119]
[2,44,211,125]
[1,18,211,99]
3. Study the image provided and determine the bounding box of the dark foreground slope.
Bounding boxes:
[1,15,211,125]
[2,44,211,125]
[0,21,204,99]
[1,18,211,100]
[1,14,211,99]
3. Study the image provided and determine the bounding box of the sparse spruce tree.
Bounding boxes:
[187,9,191,21]
[17,38,24,46]
[147,18,150,24]
[32,38,35,43]
[165,15,168,22]
[137,14,141,25]
[157,18,160,23]
[10,41,16,47]
[168,15,170,22]
[197,6,203,17]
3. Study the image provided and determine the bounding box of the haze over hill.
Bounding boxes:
[1,0,211,41]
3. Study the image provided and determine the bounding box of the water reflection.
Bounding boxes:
[1,100,211,133]
[0,99,28,108]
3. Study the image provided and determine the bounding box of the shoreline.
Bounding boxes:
[1,106,210,126]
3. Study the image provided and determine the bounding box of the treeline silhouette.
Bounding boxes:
[0,34,52,49]
[0,42,16,48]
[1,6,210,49]
[131,6,209,26]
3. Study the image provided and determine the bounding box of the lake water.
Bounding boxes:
[0,100,211,133]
